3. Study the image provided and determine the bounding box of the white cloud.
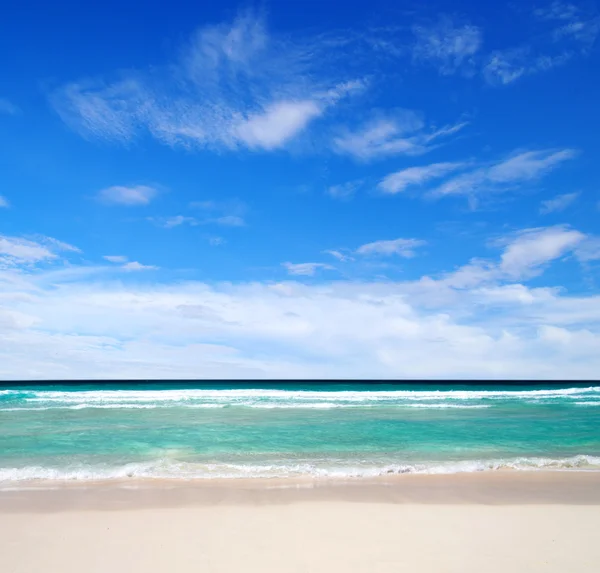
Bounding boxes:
[441,226,584,288]
[235,100,322,150]
[334,109,466,161]
[540,192,579,214]
[327,180,363,199]
[2,226,600,379]
[0,196,9,208]
[282,262,334,276]
[0,98,19,115]
[154,216,197,229]
[483,48,530,85]
[122,261,159,271]
[378,162,464,194]
[534,1,580,22]
[209,237,225,247]
[103,256,157,270]
[483,48,572,85]
[51,11,362,153]
[98,185,158,206]
[412,17,482,75]
[430,149,576,198]
[40,237,81,254]
[535,1,600,48]
[356,238,426,258]
[484,3,599,86]
[0,235,80,267]
[575,238,600,262]
[486,149,575,181]
[150,213,245,228]
[213,215,245,227]
[0,237,56,265]
[496,226,583,279]
[182,200,248,227]
[323,250,354,262]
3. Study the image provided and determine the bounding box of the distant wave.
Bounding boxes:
[2,386,599,412]
[1,455,599,484]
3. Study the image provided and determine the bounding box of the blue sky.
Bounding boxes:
[1,0,600,379]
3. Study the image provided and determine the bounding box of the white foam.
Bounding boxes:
[407,404,491,409]
[1,455,599,484]
[19,386,600,404]
[4,386,599,413]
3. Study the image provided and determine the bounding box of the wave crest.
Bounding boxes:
[2,455,599,484]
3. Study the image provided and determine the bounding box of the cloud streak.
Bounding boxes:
[282,262,335,276]
[0,235,80,267]
[540,192,579,214]
[356,238,426,258]
[428,149,576,198]
[51,11,364,153]
[333,109,467,161]
[484,2,599,85]
[378,162,464,194]
[412,17,482,76]
[98,185,158,206]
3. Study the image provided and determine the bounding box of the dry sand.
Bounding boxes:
[1,472,600,573]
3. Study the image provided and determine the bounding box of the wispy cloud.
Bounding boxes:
[534,1,600,48]
[378,162,464,194]
[333,109,467,161]
[441,225,584,288]
[575,237,600,262]
[104,255,158,271]
[0,235,80,267]
[429,149,576,198]
[188,199,247,227]
[51,10,363,153]
[103,255,128,263]
[323,249,355,262]
[534,1,580,22]
[540,191,579,214]
[122,261,159,271]
[0,237,56,265]
[412,17,482,76]
[483,47,572,85]
[214,215,245,227]
[0,196,9,208]
[148,216,198,229]
[327,180,363,200]
[0,98,19,115]
[282,262,335,276]
[356,238,426,258]
[98,185,158,206]
[484,2,599,85]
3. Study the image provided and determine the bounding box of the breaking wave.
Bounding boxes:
[1,455,599,484]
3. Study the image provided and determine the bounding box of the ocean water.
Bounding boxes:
[1,383,600,484]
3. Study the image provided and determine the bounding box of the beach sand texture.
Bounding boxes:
[2,474,600,573]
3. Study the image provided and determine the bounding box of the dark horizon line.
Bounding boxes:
[0,379,598,387]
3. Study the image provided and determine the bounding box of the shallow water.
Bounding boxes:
[1,383,599,483]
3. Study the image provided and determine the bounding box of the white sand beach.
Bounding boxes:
[2,473,600,573]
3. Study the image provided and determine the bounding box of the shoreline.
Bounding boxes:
[3,470,600,511]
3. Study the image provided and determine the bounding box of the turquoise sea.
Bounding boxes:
[1,383,600,484]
